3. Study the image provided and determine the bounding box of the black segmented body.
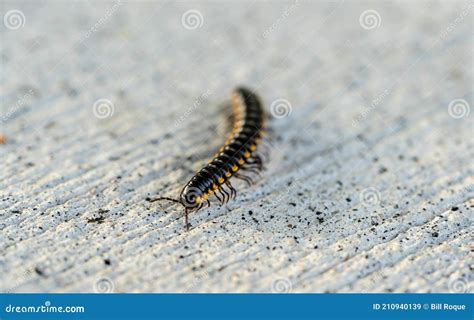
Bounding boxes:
[149,86,266,229]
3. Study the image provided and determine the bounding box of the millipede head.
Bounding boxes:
[179,185,203,209]
[146,193,195,231]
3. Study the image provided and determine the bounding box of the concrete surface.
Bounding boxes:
[0,0,473,293]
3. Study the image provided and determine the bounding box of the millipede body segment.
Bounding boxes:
[148,86,266,230]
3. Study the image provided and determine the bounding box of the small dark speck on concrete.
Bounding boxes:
[34,266,45,277]
[432,232,439,237]
[149,139,160,145]
[378,167,388,174]
[346,198,351,202]
[104,259,111,265]
[87,216,105,224]
[68,88,78,97]
[289,202,296,207]
[451,206,459,211]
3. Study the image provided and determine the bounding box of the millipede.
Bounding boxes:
[147,86,266,230]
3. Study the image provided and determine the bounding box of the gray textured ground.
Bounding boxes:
[1,1,473,293]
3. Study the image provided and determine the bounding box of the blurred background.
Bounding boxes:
[1,1,472,293]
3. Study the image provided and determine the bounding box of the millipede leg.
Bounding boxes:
[218,186,229,204]
[214,190,223,203]
[185,209,189,231]
[243,164,262,172]
[225,181,237,199]
[234,173,253,186]
[258,144,270,162]
[247,154,263,170]
[241,166,260,176]
[206,199,211,208]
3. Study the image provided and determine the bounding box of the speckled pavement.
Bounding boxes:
[1,1,473,293]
